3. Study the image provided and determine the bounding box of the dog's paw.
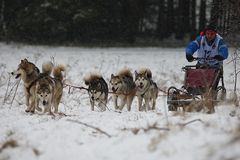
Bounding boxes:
[36,107,42,112]
[25,109,30,112]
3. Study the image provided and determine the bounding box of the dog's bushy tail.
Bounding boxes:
[53,64,65,81]
[84,73,102,85]
[117,68,133,79]
[42,62,53,75]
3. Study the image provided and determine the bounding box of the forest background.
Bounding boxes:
[0,0,239,47]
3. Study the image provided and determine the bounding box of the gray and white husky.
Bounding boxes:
[135,68,158,111]
[110,68,136,111]
[35,64,65,114]
[84,74,108,111]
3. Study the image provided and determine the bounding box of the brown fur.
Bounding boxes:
[53,64,65,81]
[117,68,133,78]
[137,68,152,79]
[110,68,136,111]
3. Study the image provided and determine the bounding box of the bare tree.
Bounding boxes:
[199,0,206,32]
[0,0,6,39]
[230,49,240,106]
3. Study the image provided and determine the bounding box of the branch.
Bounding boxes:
[121,122,170,135]
[179,119,205,127]
[66,119,112,138]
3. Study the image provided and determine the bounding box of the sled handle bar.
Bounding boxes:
[192,57,214,61]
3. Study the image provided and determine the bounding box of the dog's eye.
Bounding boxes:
[115,82,119,85]
[41,94,43,97]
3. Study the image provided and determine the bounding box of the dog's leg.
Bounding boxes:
[137,96,143,111]
[113,95,118,110]
[25,96,33,112]
[44,104,51,114]
[99,101,106,112]
[54,101,60,113]
[145,98,151,111]
[126,95,134,111]
[34,98,41,112]
[24,92,31,112]
[152,98,156,110]
[53,94,61,113]
[90,98,95,111]
[119,96,127,111]
[25,105,31,112]
[35,100,42,112]
[29,97,35,113]
[24,89,30,107]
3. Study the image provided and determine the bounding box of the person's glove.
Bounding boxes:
[186,55,194,62]
[213,55,224,61]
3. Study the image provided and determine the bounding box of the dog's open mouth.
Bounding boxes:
[15,74,21,79]
[112,87,118,93]
[138,84,144,89]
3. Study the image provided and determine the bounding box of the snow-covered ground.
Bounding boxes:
[0,43,239,160]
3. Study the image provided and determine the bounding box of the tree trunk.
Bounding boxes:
[175,0,189,39]
[190,0,196,40]
[156,0,166,39]
[0,0,6,39]
[166,0,174,37]
[199,0,206,32]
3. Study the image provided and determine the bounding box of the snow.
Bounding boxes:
[0,42,239,160]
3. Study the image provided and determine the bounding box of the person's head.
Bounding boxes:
[204,25,217,41]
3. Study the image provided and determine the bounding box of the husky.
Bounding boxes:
[11,59,43,112]
[11,59,65,113]
[135,68,158,111]
[110,68,136,111]
[36,64,65,113]
[84,74,108,111]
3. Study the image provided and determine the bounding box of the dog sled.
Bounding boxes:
[167,60,226,113]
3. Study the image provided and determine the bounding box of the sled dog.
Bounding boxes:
[110,68,136,111]
[12,59,65,113]
[36,64,65,113]
[135,68,158,111]
[84,73,108,111]
[11,59,42,112]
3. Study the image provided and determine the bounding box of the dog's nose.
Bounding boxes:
[11,72,14,75]
[43,100,47,105]
[140,82,143,85]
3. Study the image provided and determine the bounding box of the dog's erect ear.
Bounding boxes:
[36,82,39,89]
[111,74,115,79]
[144,71,148,77]
[97,83,101,88]
[85,80,90,86]
[135,71,139,79]
[22,59,28,63]
[21,59,28,65]
[48,84,53,91]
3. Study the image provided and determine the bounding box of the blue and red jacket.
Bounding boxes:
[185,34,228,66]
